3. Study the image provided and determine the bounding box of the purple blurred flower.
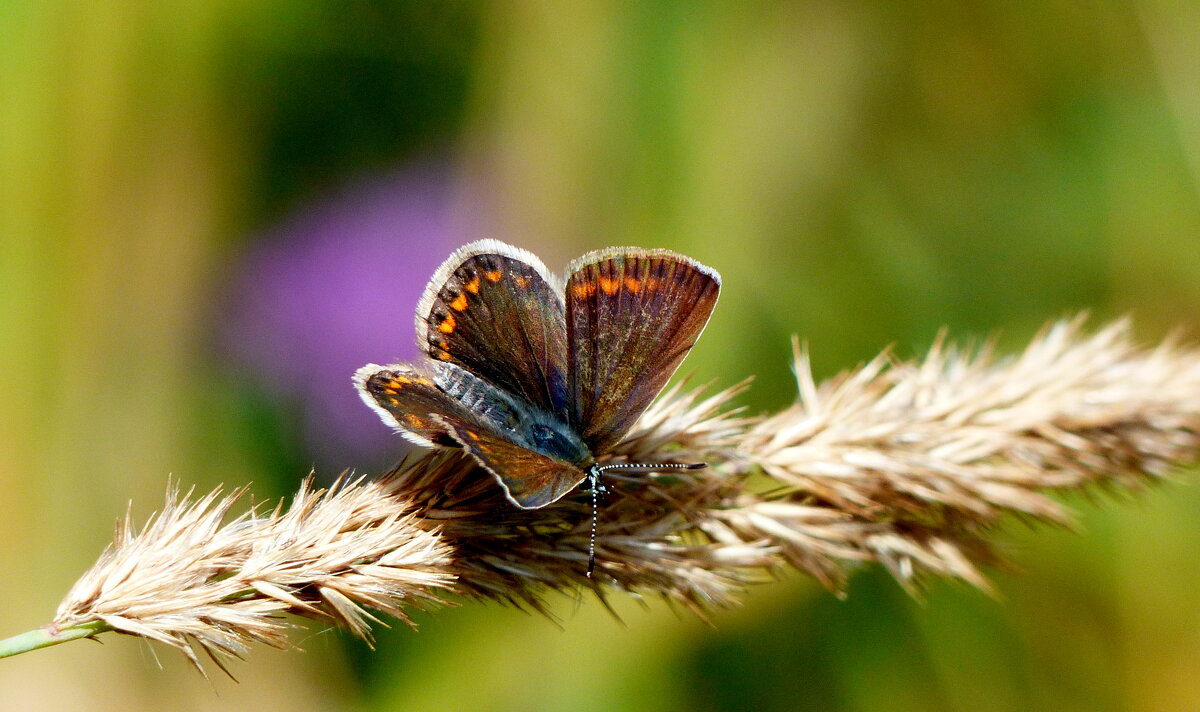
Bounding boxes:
[222,162,468,469]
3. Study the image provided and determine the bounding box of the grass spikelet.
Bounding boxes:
[5,316,1196,672]
[52,477,455,671]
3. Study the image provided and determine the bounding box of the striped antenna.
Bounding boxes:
[585,461,707,577]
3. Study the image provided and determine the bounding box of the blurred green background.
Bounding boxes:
[3,1,1200,710]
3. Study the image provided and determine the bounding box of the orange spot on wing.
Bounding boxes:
[405,414,426,428]
[572,281,597,298]
[484,270,503,282]
[599,276,619,295]
[645,277,660,291]
[464,276,481,294]
[623,277,641,293]
[436,348,452,361]
[449,293,469,311]
[513,274,530,289]
[438,313,457,333]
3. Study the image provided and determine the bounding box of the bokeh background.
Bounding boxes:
[4,2,1200,710]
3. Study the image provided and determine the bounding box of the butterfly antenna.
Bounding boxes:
[586,467,599,577]
[585,461,706,578]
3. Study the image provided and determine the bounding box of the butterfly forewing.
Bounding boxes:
[433,415,589,509]
[416,240,571,420]
[565,248,720,452]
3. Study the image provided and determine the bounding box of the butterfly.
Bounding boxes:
[354,240,720,572]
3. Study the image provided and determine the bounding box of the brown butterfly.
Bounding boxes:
[355,240,720,572]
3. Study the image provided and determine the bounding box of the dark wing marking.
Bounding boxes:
[565,247,720,453]
[414,240,570,419]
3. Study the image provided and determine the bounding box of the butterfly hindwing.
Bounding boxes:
[354,364,474,447]
[565,248,721,452]
[357,361,591,508]
[433,415,589,509]
[416,239,571,420]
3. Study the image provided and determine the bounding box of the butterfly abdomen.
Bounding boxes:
[526,422,592,465]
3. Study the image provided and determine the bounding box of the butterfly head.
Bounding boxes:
[582,460,707,577]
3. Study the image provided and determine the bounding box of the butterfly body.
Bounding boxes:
[435,361,588,463]
[356,239,719,510]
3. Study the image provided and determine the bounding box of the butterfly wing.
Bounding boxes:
[565,247,720,453]
[434,415,589,509]
[415,239,571,420]
[356,362,588,509]
[354,364,475,447]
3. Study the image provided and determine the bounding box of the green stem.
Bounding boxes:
[0,620,112,659]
